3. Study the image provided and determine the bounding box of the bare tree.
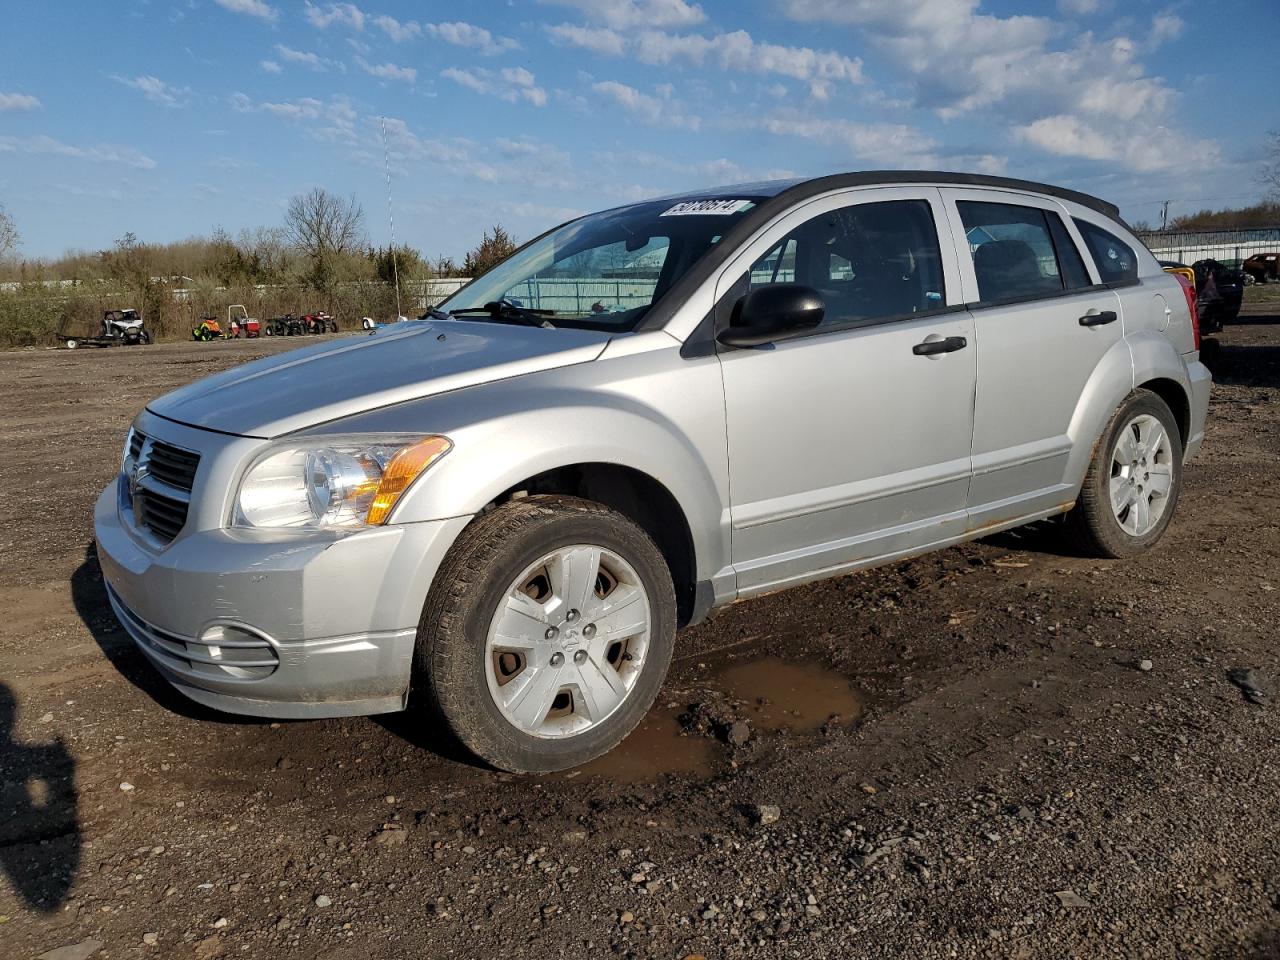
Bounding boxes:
[284,188,366,297]
[0,203,19,261]
[1262,130,1280,200]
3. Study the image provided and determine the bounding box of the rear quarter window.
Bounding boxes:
[1073,219,1138,284]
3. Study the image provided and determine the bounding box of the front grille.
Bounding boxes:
[124,431,201,544]
[147,441,199,491]
[107,584,280,681]
[137,489,188,542]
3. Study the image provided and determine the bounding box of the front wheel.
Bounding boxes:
[416,495,677,773]
[1064,389,1183,558]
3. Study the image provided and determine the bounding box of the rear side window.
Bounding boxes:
[1073,218,1138,283]
[958,201,1072,303]
[742,199,946,328]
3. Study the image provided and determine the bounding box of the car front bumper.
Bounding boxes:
[93,483,470,719]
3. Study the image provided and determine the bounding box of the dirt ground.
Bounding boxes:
[1,309,1278,960]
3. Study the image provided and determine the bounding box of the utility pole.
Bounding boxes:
[1159,200,1171,231]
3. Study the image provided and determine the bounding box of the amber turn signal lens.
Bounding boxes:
[365,436,452,525]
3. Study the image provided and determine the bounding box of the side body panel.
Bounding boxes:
[710,186,977,594]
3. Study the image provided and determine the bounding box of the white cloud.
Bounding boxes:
[547,23,626,56]
[546,0,706,29]
[1014,114,1217,173]
[424,21,519,55]
[304,1,364,30]
[779,0,1216,173]
[592,80,700,130]
[0,134,156,169]
[442,67,548,106]
[549,24,862,96]
[109,74,190,108]
[1148,13,1183,48]
[0,92,41,112]
[231,92,358,143]
[373,14,421,42]
[758,116,941,166]
[357,58,417,83]
[633,29,863,97]
[260,59,283,74]
[212,0,278,23]
[1057,0,1100,14]
[274,44,330,71]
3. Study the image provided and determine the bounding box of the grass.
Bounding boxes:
[1244,283,1280,305]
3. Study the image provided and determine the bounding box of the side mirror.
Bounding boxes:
[716,284,825,348]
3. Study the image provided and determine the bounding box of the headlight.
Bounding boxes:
[233,435,451,529]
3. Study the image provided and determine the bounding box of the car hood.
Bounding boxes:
[147,321,612,438]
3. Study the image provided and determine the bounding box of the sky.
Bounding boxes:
[1,0,1277,262]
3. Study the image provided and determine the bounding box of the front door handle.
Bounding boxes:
[913,335,968,356]
[1079,310,1118,327]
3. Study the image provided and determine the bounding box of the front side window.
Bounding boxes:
[442,196,761,331]
[1073,218,1138,283]
[739,199,946,328]
[959,201,1074,303]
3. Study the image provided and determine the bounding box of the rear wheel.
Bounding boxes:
[1064,390,1182,558]
[416,495,676,773]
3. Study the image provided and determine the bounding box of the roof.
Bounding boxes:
[658,170,1120,221]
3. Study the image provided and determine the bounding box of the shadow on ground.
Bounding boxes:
[0,683,79,912]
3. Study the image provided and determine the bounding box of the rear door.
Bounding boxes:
[716,187,975,594]
[939,189,1124,525]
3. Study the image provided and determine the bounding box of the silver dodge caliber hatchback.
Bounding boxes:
[95,172,1211,772]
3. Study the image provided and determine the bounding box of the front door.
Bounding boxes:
[939,189,1126,525]
[716,188,976,595]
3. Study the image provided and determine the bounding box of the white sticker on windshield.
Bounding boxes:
[660,199,754,217]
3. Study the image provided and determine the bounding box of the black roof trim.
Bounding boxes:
[654,170,1119,219]
[634,170,1122,333]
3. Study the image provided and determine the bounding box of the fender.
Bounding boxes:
[1062,335,1136,494]
[1063,330,1193,493]
[312,334,734,587]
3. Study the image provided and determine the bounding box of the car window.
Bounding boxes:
[503,237,671,318]
[741,199,946,328]
[1046,214,1092,289]
[958,201,1072,302]
[1072,218,1138,283]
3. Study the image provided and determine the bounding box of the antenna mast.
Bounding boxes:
[380,116,403,320]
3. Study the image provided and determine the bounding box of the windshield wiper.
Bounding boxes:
[449,298,557,329]
[419,307,454,321]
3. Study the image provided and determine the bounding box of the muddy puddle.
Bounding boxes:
[719,656,864,732]
[576,655,865,782]
[578,706,717,782]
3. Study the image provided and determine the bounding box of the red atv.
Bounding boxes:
[300,312,338,334]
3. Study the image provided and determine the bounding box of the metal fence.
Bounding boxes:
[1135,226,1280,267]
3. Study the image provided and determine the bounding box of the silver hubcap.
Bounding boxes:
[1109,413,1174,537]
[485,545,650,739]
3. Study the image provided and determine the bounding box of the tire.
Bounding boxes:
[1064,389,1183,559]
[139,330,151,344]
[264,324,274,337]
[65,339,78,349]
[416,495,677,773]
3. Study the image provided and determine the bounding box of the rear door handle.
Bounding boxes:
[913,335,968,356]
[1079,310,1118,327]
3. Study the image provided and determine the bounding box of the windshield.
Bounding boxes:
[440,196,762,331]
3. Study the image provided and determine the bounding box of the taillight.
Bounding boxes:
[1173,272,1200,351]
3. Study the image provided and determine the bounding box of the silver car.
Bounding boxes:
[94,172,1211,772]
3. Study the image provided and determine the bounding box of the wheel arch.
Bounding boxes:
[480,463,701,627]
[1134,377,1191,451]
